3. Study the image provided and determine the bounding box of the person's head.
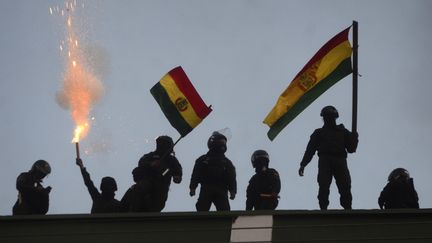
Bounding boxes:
[207,131,227,154]
[251,150,269,172]
[156,135,174,154]
[321,105,338,125]
[132,166,145,183]
[388,168,410,182]
[30,160,51,181]
[100,176,117,193]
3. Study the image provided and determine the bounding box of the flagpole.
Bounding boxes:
[161,135,183,176]
[173,136,183,147]
[352,20,358,133]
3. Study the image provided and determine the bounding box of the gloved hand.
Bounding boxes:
[45,186,52,194]
[229,191,236,200]
[76,158,84,168]
[189,188,196,197]
[173,176,182,184]
[298,166,305,177]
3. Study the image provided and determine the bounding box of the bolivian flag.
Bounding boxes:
[264,27,353,140]
[151,66,212,137]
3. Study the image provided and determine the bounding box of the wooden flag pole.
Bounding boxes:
[352,20,358,133]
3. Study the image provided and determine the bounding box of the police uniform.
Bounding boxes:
[300,124,358,209]
[190,151,237,211]
[378,178,419,209]
[137,151,182,212]
[79,167,123,213]
[246,168,280,210]
[13,172,50,215]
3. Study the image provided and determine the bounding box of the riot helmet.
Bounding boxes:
[31,160,51,175]
[320,105,339,118]
[132,166,145,183]
[388,168,410,182]
[251,150,269,172]
[156,135,174,154]
[207,131,227,153]
[251,150,269,167]
[100,176,117,192]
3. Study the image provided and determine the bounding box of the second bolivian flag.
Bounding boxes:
[151,66,212,137]
[264,26,353,141]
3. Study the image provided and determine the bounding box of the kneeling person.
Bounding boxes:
[246,150,281,210]
[378,168,419,209]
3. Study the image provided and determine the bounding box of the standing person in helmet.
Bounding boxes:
[76,158,123,213]
[378,168,419,209]
[189,131,237,211]
[13,160,52,215]
[137,135,182,212]
[246,150,281,210]
[298,106,358,210]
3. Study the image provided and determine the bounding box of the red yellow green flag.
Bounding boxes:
[150,66,212,136]
[264,27,353,140]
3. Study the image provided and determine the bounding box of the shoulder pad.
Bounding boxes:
[268,168,279,175]
[196,155,208,163]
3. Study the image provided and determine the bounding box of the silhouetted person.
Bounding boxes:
[298,106,358,210]
[378,168,419,209]
[246,150,281,210]
[137,135,182,212]
[76,158,123,213]
[13,160,52,215]
[190,132,237,211]
[121,166,149,212]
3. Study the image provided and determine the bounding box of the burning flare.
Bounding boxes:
[53,1,104,143]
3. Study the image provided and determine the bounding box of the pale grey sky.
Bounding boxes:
[1,0,431,215]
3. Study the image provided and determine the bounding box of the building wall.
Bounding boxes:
[1,209,431,243]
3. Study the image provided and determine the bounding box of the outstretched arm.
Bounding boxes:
[76,158,100,201]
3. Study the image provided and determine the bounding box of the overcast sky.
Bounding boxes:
[1,0,431,215]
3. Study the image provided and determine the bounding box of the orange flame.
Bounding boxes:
[53,1,104,144]
[72,124,88,143]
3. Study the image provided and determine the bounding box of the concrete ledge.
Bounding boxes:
[1,209,431,243]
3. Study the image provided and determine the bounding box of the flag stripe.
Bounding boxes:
[159,74,204,128]
[264,40,352,126]
[293,27,350,81]
[150,83,192,136]
[267,57,352,140]
[169,66,212,120]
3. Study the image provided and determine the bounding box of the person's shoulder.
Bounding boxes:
[249,173,259,182]
[337,123,349,131]
[144,151,158,158]
[264,168,279,178]
[139,151,158,162]
[17,172,30,180]
[312,128,322,135]
[18,171,29,177]
[223,156,234,165]
[195,154,208,163]
[268,168,279,174]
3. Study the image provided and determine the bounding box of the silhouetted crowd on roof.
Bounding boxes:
[12,106,420,215]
